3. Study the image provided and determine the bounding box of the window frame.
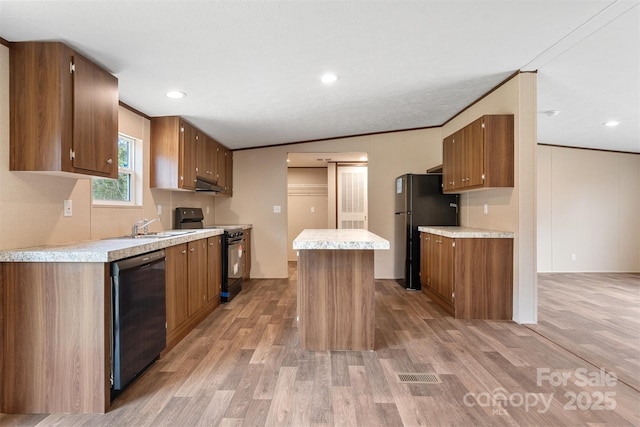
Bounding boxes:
[92,133,141,206]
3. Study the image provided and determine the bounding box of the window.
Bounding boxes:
[92,134,139,205]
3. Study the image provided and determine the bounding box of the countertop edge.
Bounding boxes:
[418,226,514,239]
[0,229,226,263]
[292,229,391,250]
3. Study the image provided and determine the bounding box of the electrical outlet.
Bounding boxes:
[310,206,315,213]
[273,205,281,214]
[157,204,162,216]
[571,253,577,261]
[483,203,489,214]
[63,199,72,217]
[206,206,210,214]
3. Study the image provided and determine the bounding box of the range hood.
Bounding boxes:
[195,177,224,192]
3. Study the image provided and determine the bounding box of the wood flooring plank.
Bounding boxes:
[224,363,265,419]
[195,389,235,427]
[263,366,298,426]
[288,380,314,426]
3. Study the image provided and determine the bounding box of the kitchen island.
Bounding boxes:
[293,229,390,351]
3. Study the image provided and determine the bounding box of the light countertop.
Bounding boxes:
[0,229,225,263]
[293,229,390,250]
[418,226,514,239]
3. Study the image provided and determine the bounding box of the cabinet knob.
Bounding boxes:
[181,249,186,254]
[106,158,113,164]
[190,247,195,252]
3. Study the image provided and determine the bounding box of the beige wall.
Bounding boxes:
[0,44,217,249]
[537,145,640,272]
[287,168,329,261]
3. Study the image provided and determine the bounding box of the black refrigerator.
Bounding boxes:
[395,173,459,290]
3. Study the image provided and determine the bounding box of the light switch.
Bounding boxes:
[273,205,281,214]
[483,204,488,214]
[310,206,315,213]
[157,204,162,216]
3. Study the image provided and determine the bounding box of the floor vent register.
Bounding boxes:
[397,373,442,384]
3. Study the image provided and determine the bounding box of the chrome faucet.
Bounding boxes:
[132,218,159,236]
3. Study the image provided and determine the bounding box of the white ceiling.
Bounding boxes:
[0,1,638,153]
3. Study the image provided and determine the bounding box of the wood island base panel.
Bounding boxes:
[292,229,390,352]
[297,249,375,351]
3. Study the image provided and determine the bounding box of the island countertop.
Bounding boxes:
[0,228,225,263]
[418,226,514,239]
[293,229,390,250]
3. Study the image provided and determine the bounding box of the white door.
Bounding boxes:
[337,166,368,229]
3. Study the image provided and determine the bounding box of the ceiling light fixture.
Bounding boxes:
[543,110,560,117]
[603,120,619,127]
[321,73,338,84]
[166,91,186,99]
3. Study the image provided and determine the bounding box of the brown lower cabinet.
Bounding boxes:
[0,236,223,414]
[165,237,221,352]
[420,232,513,320]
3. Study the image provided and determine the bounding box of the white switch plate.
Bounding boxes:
[273,205,281,214]
[157,204,162,215]
[310,206,315,213]
[64,199,72,217]
[571,253,577,261]
[206,206,210,214]
[483,204,488,214]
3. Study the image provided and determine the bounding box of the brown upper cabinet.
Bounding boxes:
[150,116,198,191]
[151,116,232,195]
[10,41,119,178]
[215,143,233,195]
[197,133,218,184]
[442,114,514,193]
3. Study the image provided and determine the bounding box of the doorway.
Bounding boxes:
[286,152,368,261]
[337,165,368,229]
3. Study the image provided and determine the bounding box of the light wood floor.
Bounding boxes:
[531,272,640,392]
[1,266,638,426]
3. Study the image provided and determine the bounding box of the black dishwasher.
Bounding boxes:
[111,250,166,398]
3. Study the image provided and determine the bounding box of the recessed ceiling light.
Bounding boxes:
[321,73,338,84]
[603,120,619,127]
[166,91,186,99]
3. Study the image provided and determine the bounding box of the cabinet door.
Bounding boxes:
[71,53,118,178]
[197,133,217,182]
[188,239,208,316]
[440,236,455,303]
[420,233,430,289]
[207,236,222,301]
[225,148,233,195]
[216,144,226,190]
[180,121,198,190]
[431,235,454,303]
[165,244,189,336]
[442,134,456,192]
[464,118,484,188]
